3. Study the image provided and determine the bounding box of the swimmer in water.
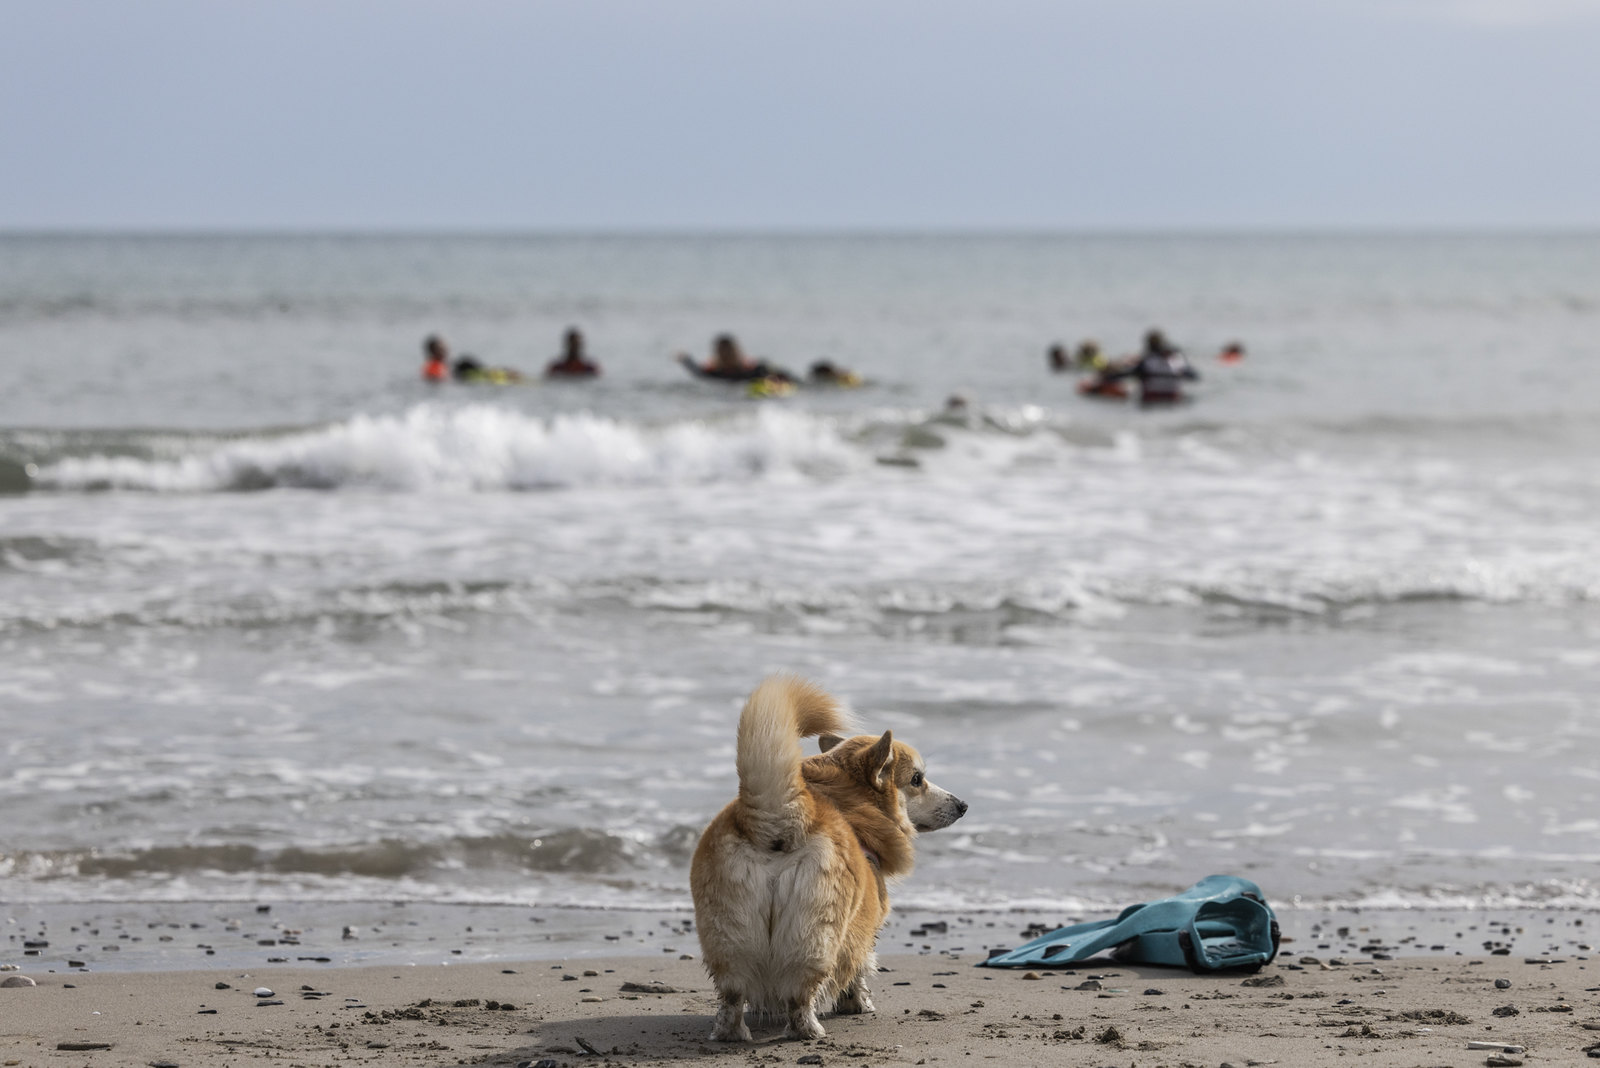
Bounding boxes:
[677,334,794,383]
[546,327,602,378]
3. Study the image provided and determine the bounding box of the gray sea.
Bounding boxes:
[3,233,1598,967]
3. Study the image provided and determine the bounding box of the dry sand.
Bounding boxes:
[4,947,1598,1068]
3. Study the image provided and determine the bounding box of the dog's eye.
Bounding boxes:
[910,771,924,787]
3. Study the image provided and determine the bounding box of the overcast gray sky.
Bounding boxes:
[4,0,1598,231]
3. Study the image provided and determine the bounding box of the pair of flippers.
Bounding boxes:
[978,875,1280,973]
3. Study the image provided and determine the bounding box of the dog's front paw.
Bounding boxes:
[833,984,876,1015]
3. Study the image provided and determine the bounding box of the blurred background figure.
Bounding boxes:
[421,334,450,382]
[546,327,602,379]
[678,333,794,383]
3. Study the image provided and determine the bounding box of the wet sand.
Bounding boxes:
[4,944,1598,1067]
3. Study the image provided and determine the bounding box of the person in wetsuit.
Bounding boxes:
[546,327,601,378]
[677,334,794,383]
[1105,328,1199,404]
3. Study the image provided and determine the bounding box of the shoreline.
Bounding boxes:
[4,947,1598,1067]
[6,899,1596,974]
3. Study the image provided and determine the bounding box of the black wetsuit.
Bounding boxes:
[1112,349,1199,403]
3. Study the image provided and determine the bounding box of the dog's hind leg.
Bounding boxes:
[833,959,877,1015]
[783,999,826,1040]
[709,991,751,1042]
[833,980,876,1015]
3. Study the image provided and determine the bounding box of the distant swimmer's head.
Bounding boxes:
[1047,345,1067,370]
[563,327,584,358]
[712,333,744,372]
[1144,329,1167,353]
[424,334,449,361]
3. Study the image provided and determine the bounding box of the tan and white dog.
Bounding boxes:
[690,675,967,1041]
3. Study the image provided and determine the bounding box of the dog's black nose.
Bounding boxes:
[955,798,968,817]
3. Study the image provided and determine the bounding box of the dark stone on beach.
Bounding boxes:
[1486,1057,1524,1067]
[797,1056,824,1066]
[1143,988,1164,996]
[256,999,284,1007]
[23,940,48,948]
[1241,974,1285,987]
[68,960,86,968]
[150,1061,181,1067]
[197,1009,217,1014]
[562,973,578,981]
[215,982,230,989]
[1492,1004,1520,1017]
[0,976,37,988]
[57,1042,112,1051]
[1075,980,1103,991]
[1495,978,1512,989]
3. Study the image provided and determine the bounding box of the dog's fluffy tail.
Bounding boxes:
[735,674,852,844]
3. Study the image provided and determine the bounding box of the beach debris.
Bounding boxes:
[797,1056,824,1066]
[56,1043,111,1051]
[619,980,677,994]
[1495,978,1512,989]
[575,1036,601,1055]
[1467,1042,1526,1053]
[1093,1024,1124,1046]
[1396,1009,1472,1025]
[1022,971,1040,980]
[1242,974,1285,988]
[1485,1057,1523,1067]
[0,976,37,988]
[252,986,273,998]
[256,999,284,1006]
[1143,988,1165,995]
[1074,980,1102,991]
[342,926,359,939]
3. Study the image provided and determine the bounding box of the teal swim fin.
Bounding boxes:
[977,875,1280,973]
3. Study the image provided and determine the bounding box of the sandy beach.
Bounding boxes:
[6,938,1598,1067]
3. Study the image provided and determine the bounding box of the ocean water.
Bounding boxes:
[3,233,1599,943]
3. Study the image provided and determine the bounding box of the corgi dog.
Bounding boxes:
[690,675,967,1041]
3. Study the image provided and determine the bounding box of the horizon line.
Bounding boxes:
[5,224,1600,240]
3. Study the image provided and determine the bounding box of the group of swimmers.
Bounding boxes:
[423,326,1238,403]
[422,329,860,390]
[422,329,600,384]
[1048,330,1244,404]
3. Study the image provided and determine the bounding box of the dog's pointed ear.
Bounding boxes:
[818,733,844,753]
[866,730,895,787]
